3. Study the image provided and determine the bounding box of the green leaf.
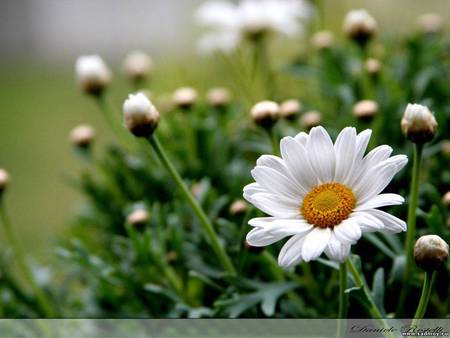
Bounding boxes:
[371,268,386,315]
[388,255,405,285]
[363,233,396,259]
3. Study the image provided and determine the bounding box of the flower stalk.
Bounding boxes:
[148,134,236,275]
[0,201,55,317]
[412,270,436,326]
[398,142,424,315]
[336,262,348,338]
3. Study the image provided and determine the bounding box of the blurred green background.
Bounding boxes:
[0,0,448,259]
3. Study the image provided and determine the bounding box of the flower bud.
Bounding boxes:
[442,191,450,207]
[69,124,96,149]
[417,13,443,34]
[122,51,154,81]
[414,235,449,271]
[0,169,10,196]
[250,101,279,128]
[229,199,248,216]
[401,103,437,143]
[123,93,160,137]
[364,58,382,76]
[311,30,334,50]
[75,55,112,96]
[126,209,150,228]
[353,100,379,121]
[343,9,377,46]
[207,87,232,108]
[441,140,450,156]
[280,99,302,120]
[300,111,321,129]
[173,87,198,110]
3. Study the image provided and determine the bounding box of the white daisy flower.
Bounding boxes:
[195,0,311,54]
[244,126,408,267]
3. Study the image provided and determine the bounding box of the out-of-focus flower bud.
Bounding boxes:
[191,182,203,198]
[417,13,443,34]
[401,103,437,143]
[251,101,279,128]
[75,55,112,96]
[441,140,450,156]
[311,30,334,50]
[414,235,449,272]
[207,87,232,108]
[353,100,379,121]
[126,209,150,228]
[123,93,160,137]
[442,191,450,207]
[280,99,302,120]
[343,9,377,46]
[229,199,248,215]
[122,51,154,82]
[0,169,10,196]
[173,87,198,110]
[364,58,382,76]
[69,124,96,149]
[300,110,321,129]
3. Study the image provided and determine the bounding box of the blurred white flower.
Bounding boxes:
[69,124,96,149]
[75,55,112,95]
[343,9,377,44]
[122,50,154,81]
[172,87,198,109]
[123,93,160,137]
[244,126,408,267]
[195,0,312,53]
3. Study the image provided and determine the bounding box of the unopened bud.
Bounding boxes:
[250,101,279,128]
[229,199,248,215]
[417,13,443,34]
[300,111,321,129]
[122,51,154,81]
[0,169,10,196]
[280,99,302,120]
[353,100,378,121]
[343,9,377,46]
[123,93,160,137]
[401,103,437,143]
[414,235,449,271]
[173,87,198,110]
[311,30,334,50]
[75,55,112,96]
[364,58,382,75]
[207,87,232,107]
[191,182,203,198]
[442,191,450,207]
[441,140,450,156]
[69,124,95,149]
[127,209,150,228]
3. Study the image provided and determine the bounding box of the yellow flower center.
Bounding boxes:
[301,182,356,228]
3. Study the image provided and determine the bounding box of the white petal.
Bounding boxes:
[294,132,308,147]
[350,211,385,232]
[348,145,392,187]
[365,209,407,233]
[333,219,362,244]
[334,127,357,183]
[248,217,313,237]
[355,129,372,161]
[280,136,317,192]
[246,227,283,246]
[301,227,331,262]
[324,232,351,262]
[356,193,405,210]
[251,166,303,200]
[278,234,306,268]
[246,192,299,217]
[306,126,336,183]
[243,182,265,198]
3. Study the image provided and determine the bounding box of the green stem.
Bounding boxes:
[266,127,279,156]
[397,143,424,316]
[412,271,436,326]
[0,201,55,317]
[148,135,236,275]
[336,262,348,338]
[346,257,394,338]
